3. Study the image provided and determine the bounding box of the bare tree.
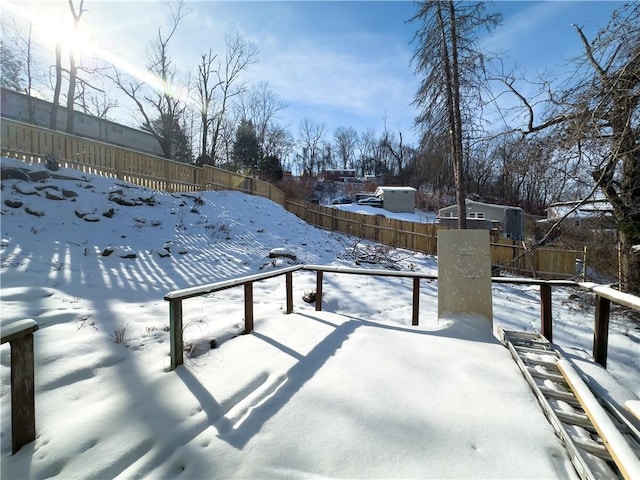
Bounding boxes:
[75,80,118,119]
[235,83,286,147]
[196,49,219,160]
[380,122,406,178]
[499,4,639,292]
[357,128,376,176]
[333,126,358,170]
[209,33,258,163]
[298,119,326,176]
[111,1,191,161]
[411,1,501,228]
[51,40,63,130]
[64,0,86,134]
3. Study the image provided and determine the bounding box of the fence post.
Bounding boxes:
[412,277,420,326]
[540,284,552,342]
[286,271,293,314]
[244,282,254,333]
[169,299,183,371]
[593,295,610,368]
[316,271,323,311]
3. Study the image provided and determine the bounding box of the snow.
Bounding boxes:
[332,202,438,223]
[1,156,638,478]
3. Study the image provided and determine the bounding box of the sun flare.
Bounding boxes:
[3,0,96,58]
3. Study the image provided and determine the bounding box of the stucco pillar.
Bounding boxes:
[438,229,493,329]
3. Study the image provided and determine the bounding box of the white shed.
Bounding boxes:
[374,186,416,213]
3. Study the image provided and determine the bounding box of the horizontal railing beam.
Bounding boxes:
[163,265,640,375]
[579,282,640,312]
[165,265,302,301]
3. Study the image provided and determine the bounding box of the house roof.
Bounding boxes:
[439,199,522,214]
[375,186,416,194]
[546,199,613,219]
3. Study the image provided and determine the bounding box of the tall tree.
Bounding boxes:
[51,39,63,130]
[196,49,219,162]
[209,34,258,163]
[298,119,326,176]
[65,0,86,134]
[333,126,358,170]
[235,82,287,154]
[111,1,189,160]
[411,1,500,228]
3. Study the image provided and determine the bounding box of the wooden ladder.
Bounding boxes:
[498,328,640,480]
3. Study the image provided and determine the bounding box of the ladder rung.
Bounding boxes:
[539,385,580,403]
[527,366,565,383]
[571,436,612,461]
[555,410,595,430]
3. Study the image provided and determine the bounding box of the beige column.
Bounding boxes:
[438,229,493,328]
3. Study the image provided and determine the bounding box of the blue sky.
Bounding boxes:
[4,0,628,146]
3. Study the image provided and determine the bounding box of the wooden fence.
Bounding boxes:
[1,118,577,278]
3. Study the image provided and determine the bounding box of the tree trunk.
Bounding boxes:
[619,231,640,293]
[448,1,467,229]
[65,52,77,134]
[50,42,62,131]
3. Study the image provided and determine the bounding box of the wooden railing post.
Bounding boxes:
[1,319,39,454]
[11,334,36,454]
[593,295,610,368]
[540,284,552,342]
[412,277,420,326]
[169,299,183,371]
[244,282,254,333]
[286,271,293,314]
[316,271,323,311]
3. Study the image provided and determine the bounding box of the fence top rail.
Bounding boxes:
[579,282,640,312]
[164,265,303,301]
[1,318,39,344]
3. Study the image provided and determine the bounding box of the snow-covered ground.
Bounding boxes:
[1,157,638,478]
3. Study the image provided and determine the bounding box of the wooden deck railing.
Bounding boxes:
[164,266,639,372]
[1,319,39,454]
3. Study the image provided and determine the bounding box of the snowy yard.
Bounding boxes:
[1,157,638,478]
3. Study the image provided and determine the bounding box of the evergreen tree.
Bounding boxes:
[233,119,261,174]
[260,155,284,183]
[151,114,193,163]
[0,39,23,90]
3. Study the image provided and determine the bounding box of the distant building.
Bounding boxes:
[322,168,357,182]
[544,199,614,229]
[1,87,163,157]
[374,186,416,213]
[438,199,525,241]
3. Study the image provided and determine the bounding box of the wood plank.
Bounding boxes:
[11,334,36,454]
